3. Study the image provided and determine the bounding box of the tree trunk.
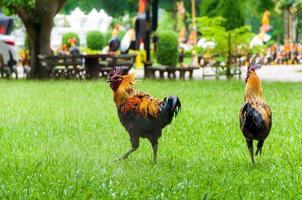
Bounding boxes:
[12,0,66,78]
[284,8,289,44]
[26,16,53,78]
[283,7,298,44]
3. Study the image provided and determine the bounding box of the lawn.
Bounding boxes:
[0,79,301,199]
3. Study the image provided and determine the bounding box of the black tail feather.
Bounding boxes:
[242,103,265,134]
[164,96,181,117]
[171,96,181,117]
[158,96,181,128]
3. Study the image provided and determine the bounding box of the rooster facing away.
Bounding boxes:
[239,56,272,163]
[107,68,181,163]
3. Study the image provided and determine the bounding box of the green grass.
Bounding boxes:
[0,79,301,199]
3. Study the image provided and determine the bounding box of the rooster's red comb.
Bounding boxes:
[249,55,264,71]
[107,67,124,79]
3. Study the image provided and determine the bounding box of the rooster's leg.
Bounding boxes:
[150,139,158,163]
[116,136,139,161]
[246,139,255,163]
[255,140,264,156]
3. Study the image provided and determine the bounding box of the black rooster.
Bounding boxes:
[107,68,181,163]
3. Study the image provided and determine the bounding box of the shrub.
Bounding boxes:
[62,32,80,48]
[86,31,105,50]
[156,31,179,67]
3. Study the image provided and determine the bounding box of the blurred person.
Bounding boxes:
[109,24,121,53]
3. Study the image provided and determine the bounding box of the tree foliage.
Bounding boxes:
[197,16,253,78]
[279,0,302,8]
[197,16,253,59]
[199,0,221,17]
[220,0,245,30]
[0,0,35,10]
[62,0,138,16]
[0,0,67,78]
[62,0,103,14]
[157,10,175,31]
[160,0,200,13]
[199,0,245,31]
[258,0,275,12]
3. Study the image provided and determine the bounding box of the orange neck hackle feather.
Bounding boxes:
[112,73,160,117]
[113,73,136,106]
[244,70,263,102]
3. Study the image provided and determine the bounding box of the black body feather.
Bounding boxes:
[241,103,267,140]
[239,101,272,163]
[118,96,181,141]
